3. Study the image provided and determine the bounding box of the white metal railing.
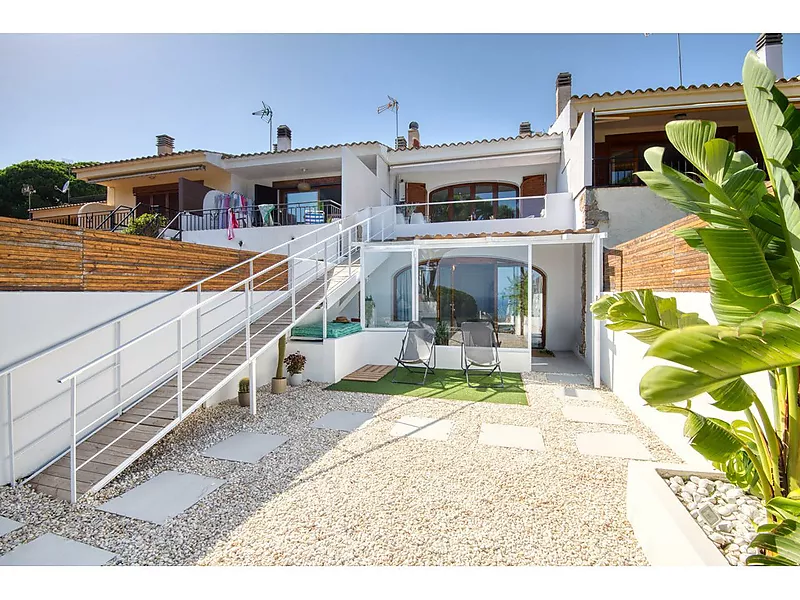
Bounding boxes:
[394,195,546,224]
[2,204,395,502]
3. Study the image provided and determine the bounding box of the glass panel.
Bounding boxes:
[451,185,472,221]
[530,269,545,349]
[365,249,412,329]
[429,189,449,223]
[473,184,494,221]
[284,191,318,224]
[497,265,527,349]
[497,185,519,219]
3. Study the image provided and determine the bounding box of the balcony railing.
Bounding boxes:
[394,195,545,224]
[174,200,343,233]
[33,206,135,231]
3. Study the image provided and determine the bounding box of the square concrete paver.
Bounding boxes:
[562,405,624,425]
[545,373,592,386]
[478,423,545,451]
[0,533,116,566]
[99,471,224,525]
[203,432,289,464]
[556,387,603,401]
[311,411,375,432]
[0,516,23,538]
[390,416,453,441]
[576,432,653,460]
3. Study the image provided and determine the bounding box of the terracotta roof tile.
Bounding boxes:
[389,132,556,151]
[72,150,212,171]
[572,76,800,101]
[222,141,387,159]
[396,228,600,241]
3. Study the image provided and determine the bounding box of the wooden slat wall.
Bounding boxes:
[604,214,709,292]
[0,217,287,292]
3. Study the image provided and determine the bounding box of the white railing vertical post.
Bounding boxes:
[411,247,419,322]
[114,321,122,416]
[527,244,533,357]
[245,281,252,361]
[348,228,352,277]
[323,241,328,340]
[177,319,184,421]
[366,218,371,243]
[249,358,257,417]
[6,373,14,487]
[381,211,385,242]
[69,377,77,504]
[591,234,602,389]
[196,283,202,360]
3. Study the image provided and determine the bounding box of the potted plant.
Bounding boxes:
[364,295,375,327]
[284,351,306,386]
[238,377,250,407]
[271,334,288,394]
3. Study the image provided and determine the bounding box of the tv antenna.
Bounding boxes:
[377,96,399,139]
[252,101,274,150]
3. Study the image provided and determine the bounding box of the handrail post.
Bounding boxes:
[177,319,183,421]
[114,321,122,417]
[249,358,257,417]
[323,242,328,341]
[245,281,252,361]
[196,282,202,360]
[348,228,352,276]
[70,377,77,504]
[6,373,14,487]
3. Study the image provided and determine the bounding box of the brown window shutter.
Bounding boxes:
[521,174,547,196]
[405,182,427,213]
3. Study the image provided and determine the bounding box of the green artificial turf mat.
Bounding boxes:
[326,368,527,405]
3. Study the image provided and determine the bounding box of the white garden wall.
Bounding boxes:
[593,186,687,248]
[342,146,380,217]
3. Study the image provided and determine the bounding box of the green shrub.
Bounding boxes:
[124,213,166,237]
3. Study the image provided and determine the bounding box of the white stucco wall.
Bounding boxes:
[342,146,379,217]
[592,186,687,248]
[598,291,772,465]
[563,114,593,199]
[0,289,280,485]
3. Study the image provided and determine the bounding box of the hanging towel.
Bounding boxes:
[258,204,275,227]
[227,207,239,240]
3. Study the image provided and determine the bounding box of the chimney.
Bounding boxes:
[408,121,420,148]
[556,72,572,119]
[756,33,784,80]
[395,136,407,150]
[276,125,292,151]
[156,134,174,156]
[519,121,532,137]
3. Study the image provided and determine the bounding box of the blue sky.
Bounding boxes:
[1,33,797,168]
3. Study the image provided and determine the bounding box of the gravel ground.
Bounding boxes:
[0,372,678,566]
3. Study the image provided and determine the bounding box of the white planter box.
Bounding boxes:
[627,461,729,566]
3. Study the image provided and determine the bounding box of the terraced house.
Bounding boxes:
[1,33,798,559]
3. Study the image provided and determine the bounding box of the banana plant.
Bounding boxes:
[592,51,800,550]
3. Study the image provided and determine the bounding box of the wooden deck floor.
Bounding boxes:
[29,265,355,501]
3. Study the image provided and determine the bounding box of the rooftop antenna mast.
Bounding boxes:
[377,96,399,139]
[252,101,274,150]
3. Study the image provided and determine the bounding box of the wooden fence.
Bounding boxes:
[604,214,709,292]
[0,217,287,292]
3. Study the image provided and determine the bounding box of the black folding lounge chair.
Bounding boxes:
[460,320,504,388]
[392,321,437,384]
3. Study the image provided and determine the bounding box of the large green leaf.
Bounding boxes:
[708,377,762,411]
[698,228,778,296]
[721,163,766,218]
[591,290,706,345]
[747,518,800,566]
[665,120,717,177]
[709,278,772,326]
[656,405,744,462]
[703,138,734,185]
[641,306,800,404]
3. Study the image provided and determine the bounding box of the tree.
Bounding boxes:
[593,51,800,565]
[0,160,106,219]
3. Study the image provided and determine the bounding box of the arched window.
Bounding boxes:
[392,257,546,350]
[428,182,520,222]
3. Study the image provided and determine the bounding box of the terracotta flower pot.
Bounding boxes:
[271,377,287,394]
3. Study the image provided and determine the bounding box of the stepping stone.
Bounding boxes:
[0,516,23,538]
[479,423,545,451]
[390,416,453,441]
[98,471,224,525]
[0,533,116,566]
[575,432,653,460]
[562,405,624,425]
[556,387,602,401]
[545,373,592,386]
[202,432,289,464]
[311,411,374,432]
